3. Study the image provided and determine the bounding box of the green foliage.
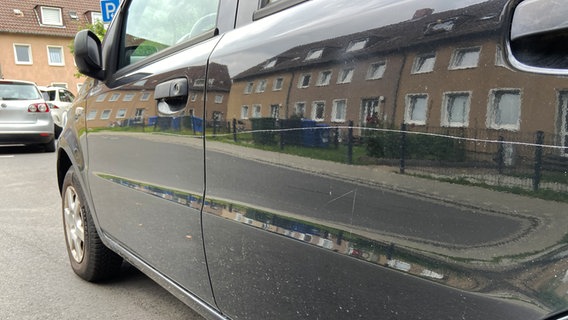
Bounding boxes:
[365,129,466,162]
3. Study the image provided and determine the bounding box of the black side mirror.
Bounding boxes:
[74,30,105,80]
[509,0,568,71]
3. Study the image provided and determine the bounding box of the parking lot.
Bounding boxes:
[0,146,203,320]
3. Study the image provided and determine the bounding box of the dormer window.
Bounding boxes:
[346,39,368,52]
[40,7,63,26]
[305,48,323,61]
[264,59,277,69]
[91,12,103,24]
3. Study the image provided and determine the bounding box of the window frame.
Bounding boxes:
[273,77,284,91]
[487,89,522,131]
[449,47,481,70]
[252,104,262,118]
[412,53,436,74]
[312,101,326,122]
[298,73,311,88]
[47,46,65,66]
[404,94,429,125]
[316,70,333,86]
[295,102,306,117]
[256,79,267,93]
[331,99,347,123]
[100,109,112,120]
[40,6,63,26]
[366,61,387,80]
[13,44,33,65]
[337,67,354,84]
[441,91,471,127]
[241,105,249,119]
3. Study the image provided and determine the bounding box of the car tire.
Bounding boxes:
[44,139,56,153]
[61,168,123,282]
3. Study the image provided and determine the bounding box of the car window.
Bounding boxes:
[0,83,41,100]
[119,0,219,68]
[58,89,74,103]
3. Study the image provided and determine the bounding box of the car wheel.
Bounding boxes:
[44,139,56,152]
[62,168,123,282]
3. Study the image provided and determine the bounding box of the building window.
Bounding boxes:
[264,59,277,69]
[140,92,151,101]
[252,104,262,118]
[450,47,481,69]
[405,94,428,125]
[47,46,64,66]
[346,39,368,52]
[337,68,354,84]
[317,70,332,86]
[362,98,380,125]
[442,92,471,127]
[14,44,32,65]
[270,104,280,118]
[366,61,386,80]
[109,93,121,102]
[241,105,249,119]
[96,94,107,102]
[305,48,324,61]
[559,92,568,156]
[41,7,63,26]
[256,79,267,93]
[134,108,145,122]
[312,101,325,121]
[123,93,135,101]
[298,74,311,88]
[86,110,97,120]
[215,95,223,104]
[116,109,127,119]
[332,99,347,122]
[412,53,436,74]
[244,82,254,94]
[273,78,284,91]
[487,89,521,130]
[91,12,103,23]
[100,109,112,120]
[295,102,306,117]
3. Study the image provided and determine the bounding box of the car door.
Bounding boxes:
[83,0,229,305]
[203,0,568,319]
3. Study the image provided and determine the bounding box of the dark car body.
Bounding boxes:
[57,0,568,319]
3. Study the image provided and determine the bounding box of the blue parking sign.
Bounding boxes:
[100,0,120,23]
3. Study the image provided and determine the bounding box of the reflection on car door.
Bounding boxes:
[203,0,559,319]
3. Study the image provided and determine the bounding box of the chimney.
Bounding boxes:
[412,8,434,20]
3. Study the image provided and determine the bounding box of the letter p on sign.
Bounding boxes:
[100,0,120,23]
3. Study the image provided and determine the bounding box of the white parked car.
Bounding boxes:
[38,86,75,138]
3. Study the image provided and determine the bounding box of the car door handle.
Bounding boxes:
[154,78,188,115]
[154,78,188,99]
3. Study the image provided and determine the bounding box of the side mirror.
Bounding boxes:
[510,0,568,71]
[74,30,105,80]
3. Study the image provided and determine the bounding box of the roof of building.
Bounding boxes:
[235,0,506,80]
[0,0,101,38]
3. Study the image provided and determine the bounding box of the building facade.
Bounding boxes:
[0,0,101,94]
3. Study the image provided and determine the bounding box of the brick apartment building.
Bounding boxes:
[0,0,101,94]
